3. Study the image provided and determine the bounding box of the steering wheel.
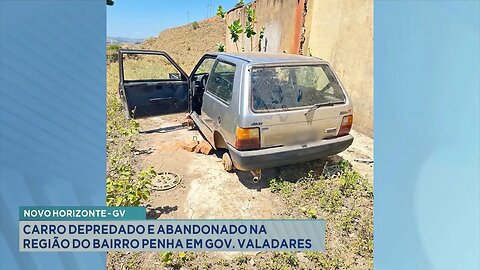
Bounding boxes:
[201,74,209,89]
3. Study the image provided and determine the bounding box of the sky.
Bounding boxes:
[107,0,239,39]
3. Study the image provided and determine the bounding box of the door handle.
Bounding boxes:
[217,116,221,124]
[150,97,173,103]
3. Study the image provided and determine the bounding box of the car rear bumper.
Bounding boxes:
[227,134,354,171]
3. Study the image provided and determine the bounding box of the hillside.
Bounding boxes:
[141,17,226,73]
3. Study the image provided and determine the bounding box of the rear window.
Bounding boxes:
[251,65,346,112]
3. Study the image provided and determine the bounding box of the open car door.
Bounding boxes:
[119,49,189,118]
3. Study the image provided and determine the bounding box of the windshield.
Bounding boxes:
[251,65,346,112]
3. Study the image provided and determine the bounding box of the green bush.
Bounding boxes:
[107,44,121,51]
[106,44,121,63]
[106,62,156,207]
[216,42,225,52]
[106,167,156,207]
[192,21,200,30]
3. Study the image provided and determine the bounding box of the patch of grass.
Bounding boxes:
[255,252,299,270]
[266,158,373,270]
[352,217,374,258]
[107,44,121,51]
[216,259,230,267]
[106,61,157,207]
[338,208,362,234]
[107,44,121,63]
[158,252,195,269]
[338,159,373,197]
[305,251,343,269]
[319,186,343,213]
[122,55,178,81]
[268,178,293,196]
[233,254,250,266]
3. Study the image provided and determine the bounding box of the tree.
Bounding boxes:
[235,0,245,8]
[217,6,225,18]
[217,3,264,52]
[228,19,243,51]
[107,0,114,6]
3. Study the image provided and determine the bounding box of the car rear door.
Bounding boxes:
[119,49,189,118]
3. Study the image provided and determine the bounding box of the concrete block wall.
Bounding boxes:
[304,0,373,137]
[225,0,373,137]
[224,0,305,53]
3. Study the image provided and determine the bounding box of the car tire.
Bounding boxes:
[222,152,234,172]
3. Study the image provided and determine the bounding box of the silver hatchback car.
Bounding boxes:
[119,50,354,179]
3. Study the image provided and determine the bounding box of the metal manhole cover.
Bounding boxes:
[152,172,182,191]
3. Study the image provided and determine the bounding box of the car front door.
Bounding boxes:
[202,59,237,135]
[119,49,189,118]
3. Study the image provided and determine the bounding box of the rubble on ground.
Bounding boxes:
[182,140,213,155]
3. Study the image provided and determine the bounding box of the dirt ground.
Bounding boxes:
[133,113,373,221]
[134,113,281,220]
[107,113,374,269]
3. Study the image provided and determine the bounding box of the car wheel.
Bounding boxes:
[222,152,234,172]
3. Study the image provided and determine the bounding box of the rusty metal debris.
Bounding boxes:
[322,164,342,179]
[133,147,155,155]
[354,158,374,164]
[152,172,182,191]
[182,114,196,129]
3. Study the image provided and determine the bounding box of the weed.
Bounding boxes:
[106,44,121,63]
[158,252,193,268]
[159,251,173,266]
[106,61,157,207]
[268,178,293,196]
[319,186,343,213]
[352,217,374,258]
[106,166,155,207]
[192,21,200,30]
[337,159,373,198]
[216,259,230,267]
[305,252,343,269]
[125,252,140,270]
[258,252,299,269]
[233,254,249,266]
[266,159,372,269]
[235,0,245,8]
[302,179,326,199]
[107,44,121,51]
[338,208,361,234]
[216,42,225,52]
[244,4,257,49]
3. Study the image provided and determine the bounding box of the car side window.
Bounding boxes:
[122,53,183,81]
[194,58,215,75]
[206,61,236,104]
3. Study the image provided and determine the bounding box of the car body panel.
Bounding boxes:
[118,49,189,118]
[119,51,354,171]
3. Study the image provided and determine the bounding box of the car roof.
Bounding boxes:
[217,52,324,64]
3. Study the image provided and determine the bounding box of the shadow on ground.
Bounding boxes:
[211,147,343,191]
[140,124,186,134]
[146,205,178,219]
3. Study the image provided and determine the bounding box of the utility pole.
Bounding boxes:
[187,11,190,24]
[207,4,214,18]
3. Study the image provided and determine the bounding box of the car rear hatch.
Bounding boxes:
[247,63,352,148]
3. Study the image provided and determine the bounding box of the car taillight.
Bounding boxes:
[338,115,353,136]
[235,127,260,150]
